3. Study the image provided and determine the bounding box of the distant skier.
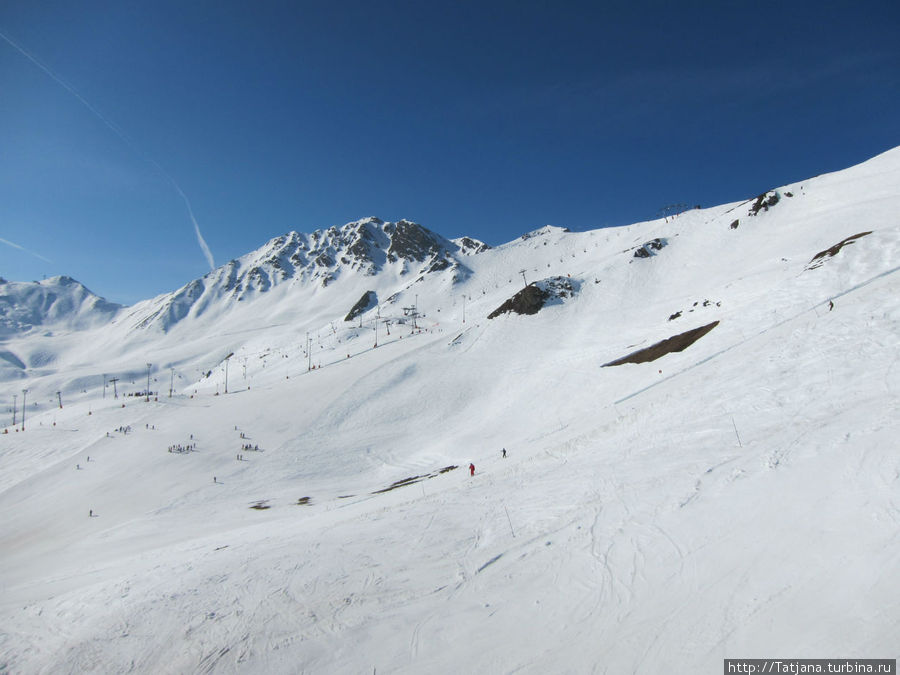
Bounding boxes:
[469,463,475,477]
[829,300,834,311]
[502,448,507,458]
[89,509,92,517]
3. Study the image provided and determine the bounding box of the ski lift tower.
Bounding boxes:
[656,203,689,221]
[374,306,380,348]
[402,305,419,331]
[224,353,234,393]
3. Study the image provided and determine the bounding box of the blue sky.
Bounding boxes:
[1,1,899,304]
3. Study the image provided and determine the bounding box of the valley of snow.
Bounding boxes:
[1,147,899,673]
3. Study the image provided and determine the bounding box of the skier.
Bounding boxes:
[469,463,475,477]
[89,509,92,517]
[502,448,507,458]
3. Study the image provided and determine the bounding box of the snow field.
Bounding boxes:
[1,146,900,672]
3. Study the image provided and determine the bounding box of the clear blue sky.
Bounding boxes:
[2,1,898,304]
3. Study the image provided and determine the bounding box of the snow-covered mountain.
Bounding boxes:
[0,276,122,383]
[0,218,489,398]
[1,147,899,673]
[124,217,480,334]
[0,275,121,336]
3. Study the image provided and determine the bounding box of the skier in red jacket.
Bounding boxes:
[469,463,475,476]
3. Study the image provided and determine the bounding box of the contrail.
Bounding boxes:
[141,157,216,270]
[170,177,215,270]
[0,236,53,263]
[0,29,216,271]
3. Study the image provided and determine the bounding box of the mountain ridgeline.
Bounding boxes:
[2,145,899,401]
[0,276,122,337]
[124,218,489,333]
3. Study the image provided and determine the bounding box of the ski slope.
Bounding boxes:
[1,147,899,673]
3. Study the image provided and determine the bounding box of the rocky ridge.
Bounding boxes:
[128,218,484,332]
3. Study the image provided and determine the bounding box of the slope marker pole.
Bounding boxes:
[504,504,516,538]
[731,416,743,448]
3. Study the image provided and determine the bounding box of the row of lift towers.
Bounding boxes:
[10,295,438,427]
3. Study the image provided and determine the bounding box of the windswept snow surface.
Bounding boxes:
[2,147,900,672]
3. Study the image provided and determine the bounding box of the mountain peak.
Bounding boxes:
[521,225,571,241]
[384,219,453,263]
[0,276,121,336]
[127,218,477,332]
[452,236,491,255]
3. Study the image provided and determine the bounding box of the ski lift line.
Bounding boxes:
[614,263,900,406]
[215,316,401,364]
[273,328,430,377]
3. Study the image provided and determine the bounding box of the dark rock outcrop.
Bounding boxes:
[603,321,719,366]
[749,191,780,216]
[453,237,491,255]
[488,277,576,319]
[488,285,549,319]
[805,232,872,270]
[386,220,446,262]
[633,238,668,258]
[344,290,378,322]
